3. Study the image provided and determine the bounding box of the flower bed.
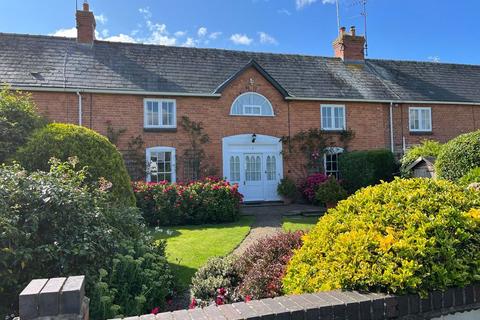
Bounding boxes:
[133,177,243,226]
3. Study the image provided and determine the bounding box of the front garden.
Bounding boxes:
[1,87,480,319]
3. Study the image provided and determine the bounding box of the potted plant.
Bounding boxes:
[315,176,347,209]
[277,177,297,204]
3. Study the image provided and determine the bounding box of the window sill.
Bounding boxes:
[321,129,346,133]
[144,127,177,133]
[409,131,433,136]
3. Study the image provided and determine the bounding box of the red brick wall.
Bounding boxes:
[25,67,480,183]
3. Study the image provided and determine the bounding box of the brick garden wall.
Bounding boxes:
[25,66,480,182]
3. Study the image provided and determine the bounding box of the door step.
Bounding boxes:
[241,201,284,207]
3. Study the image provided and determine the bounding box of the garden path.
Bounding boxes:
[232,204,321,255]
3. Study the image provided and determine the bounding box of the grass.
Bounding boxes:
[152,216,254,287]
[282,215,319,232]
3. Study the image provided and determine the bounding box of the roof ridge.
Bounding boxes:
[368,57,480,68]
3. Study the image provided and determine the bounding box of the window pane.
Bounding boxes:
[232,93,273,116]
[149,150,173,182]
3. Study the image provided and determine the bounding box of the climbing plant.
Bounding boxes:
[180,116,213,181]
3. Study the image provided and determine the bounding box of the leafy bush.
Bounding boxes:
[400,140,442,177]
[277,177,297,199]
[436,130,480,181]
[190,256,241,306]
[133,178,243,226]
[0,159,174,319]
[0,87,45,163]
[315,176,347,205]
[236,231,304,299]
[459,167,480,186]
[283,178,480,296]
[90,240,174,319]
[339,149,398,193]
[300,173,329,203]
[15,123,135,206]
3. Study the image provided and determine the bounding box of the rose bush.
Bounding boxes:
[133,177,243,226]
[300,173,329,203]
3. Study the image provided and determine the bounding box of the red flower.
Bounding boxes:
[151,307,160,315]
[215,296,224,305]
[189,298,197,309]
[245,295,252,302]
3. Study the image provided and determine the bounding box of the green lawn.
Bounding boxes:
[152,216,253,287]
[282,216,319,232]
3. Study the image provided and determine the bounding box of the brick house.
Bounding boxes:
[1,3,480,201]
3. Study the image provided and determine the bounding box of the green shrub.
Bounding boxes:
[133,178,243,226]
[459,167,480,186]
[436,130,480,181]
[190,256,241,306]
[277,177,297,199]
[315,176,347,205]
[0,87,45,163]
[90,240,174,319]
[400,140,443,177]
[15,123,134,206]
[283,178,480,296]
[339,149,398,193]
[0,160,174,319]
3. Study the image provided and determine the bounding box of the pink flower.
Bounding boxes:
[189,299,197,309]
[245,295,252,302]
[151,307,160,315]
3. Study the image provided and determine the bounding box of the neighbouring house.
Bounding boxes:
[405,157,436,178]
[1,2,480,201]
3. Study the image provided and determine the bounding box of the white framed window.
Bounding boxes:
[321,104,346,130]
[229,156,241,182]
[146,147,176,182]
[266,155,277,181]
[144,99,176,128]
[324,147,344,179]
[409,107,432,132]
[230,92,274,116]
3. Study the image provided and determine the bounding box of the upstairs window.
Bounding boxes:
[144,99,176,128]
[230,92,274,116]
[409,107,432,132]
[321,105,346,130]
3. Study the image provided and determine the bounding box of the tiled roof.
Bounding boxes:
[1,33,480,103]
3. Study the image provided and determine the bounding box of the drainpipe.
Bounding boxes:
[389,102,394,153]
[76,91,82,126]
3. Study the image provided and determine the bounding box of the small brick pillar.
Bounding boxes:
[19,275,89,320]
[76,2,96,44]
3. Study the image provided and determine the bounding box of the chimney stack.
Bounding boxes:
[76,1,96,44]
[333,25,366,62]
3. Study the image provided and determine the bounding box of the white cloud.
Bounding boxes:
[182,37,198,47]
[104,34,137,43]
[209,31,222,40]
[296,0,335,9]
[428,56,441,63]
[278,8,292,15]
[197,27,208,37]
[101,29,109,38]
[230,33,253,45]
[51,27,77,38]
[174,31,187,37]
[258,32,278,45]
[138,7,152,19]
[95,14,108,25]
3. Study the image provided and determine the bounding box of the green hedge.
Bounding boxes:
[132,178,243,226]
[15,123,135,206]
[436,130,480,181]
[283,178,480,296]
[339,149,398,193]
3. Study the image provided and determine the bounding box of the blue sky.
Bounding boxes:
[0,0,478,64]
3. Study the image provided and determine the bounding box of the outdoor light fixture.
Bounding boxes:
[251,133,257,143]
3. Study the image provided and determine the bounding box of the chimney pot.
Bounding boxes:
[339,26,346,36]
[82,2,89,11]
[350,26,356,36]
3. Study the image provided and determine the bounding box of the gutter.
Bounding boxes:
[284,96,480,106]
[10,86,222,98]
[76,91,82,126]
[389,102,394,153]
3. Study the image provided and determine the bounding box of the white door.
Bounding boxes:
[223,134,283,202]
[242,153,264,201]
[264,153,280,200]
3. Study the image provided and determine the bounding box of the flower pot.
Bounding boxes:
[325,202,337,209]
